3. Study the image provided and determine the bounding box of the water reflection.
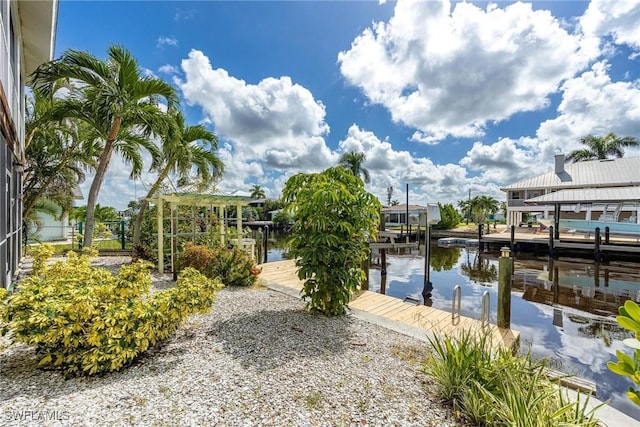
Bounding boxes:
[366,245,640,421]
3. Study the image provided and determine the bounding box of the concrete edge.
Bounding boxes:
[260,279,637,426]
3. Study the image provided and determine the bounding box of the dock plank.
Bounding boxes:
[259,260,520,350]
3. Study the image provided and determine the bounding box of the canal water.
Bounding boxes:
[264,235,640,420]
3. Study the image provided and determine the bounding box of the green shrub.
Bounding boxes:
[433,203,461,230]
[0,250,223,377]
[424,329,601,426]
[608,300,640,406]
[282,166,381,316]
[175,242,259,287]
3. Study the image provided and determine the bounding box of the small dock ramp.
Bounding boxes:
[259,260,520,350]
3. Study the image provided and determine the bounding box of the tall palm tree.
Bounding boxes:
[565,133,639,163]
[30,45,178,247]
[339,151,370,183]
[132,111,223,245]
[250,184,266,199]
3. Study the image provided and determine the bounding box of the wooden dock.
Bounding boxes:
[259,260,520,350]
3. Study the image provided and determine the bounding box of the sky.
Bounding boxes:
[54,0,640,210]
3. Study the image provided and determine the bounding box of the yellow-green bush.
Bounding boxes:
[0,250,223,376]
[29,243,55,276]
[176,242,259,287]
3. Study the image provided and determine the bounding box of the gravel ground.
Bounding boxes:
[0,256,464,427]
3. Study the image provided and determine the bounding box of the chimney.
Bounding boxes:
[555,154,565,174]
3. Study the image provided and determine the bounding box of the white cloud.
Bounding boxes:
[537,61,640,155]
[338,0,593,142]
[158,64,179,75]
[176,49,336,188]
[157,36,178,48]
[580,0,640,52]
[337,124,472,205]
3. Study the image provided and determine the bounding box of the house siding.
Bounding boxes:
[0,0,57,289]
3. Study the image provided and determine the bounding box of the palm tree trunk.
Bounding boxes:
[132,163,172,245]
[83,116,121,247]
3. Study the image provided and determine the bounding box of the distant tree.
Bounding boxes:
[70,204,118,224]
[250,184,266,199]
[457,199,473,224]
[433,203,461,230]
[386,186,394,206]
[566,133,639,163]
[339,151,370,183]
[474,196,499,224]
[391,200,400,206]
[261,199,284,221]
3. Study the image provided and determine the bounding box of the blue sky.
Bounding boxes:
[54,0,640,210]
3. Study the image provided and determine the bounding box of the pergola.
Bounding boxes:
[152,190,249,273]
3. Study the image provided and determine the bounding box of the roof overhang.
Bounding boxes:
[524,187,640,205]
[18,0,58,75]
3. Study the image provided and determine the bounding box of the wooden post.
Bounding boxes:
[554,204,560,240]
[218,206,225,244]
[379,210,387,277]
[255,228,263,264]
[361,258,369,291]
[594,227,601,261]
[478,223,484,251]
[263,225,269,264]
[497,247,512,329]
[423,224,431,289]
[120,220,125,249]
[171,203,178,280]
[548,226,554,257]
[510,225,515,251]
[604,226,610,244]
[157,198,164,273]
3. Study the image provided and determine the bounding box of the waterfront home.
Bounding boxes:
[381,204,441,227]
[0,0,58,288]
[501,154,640,233]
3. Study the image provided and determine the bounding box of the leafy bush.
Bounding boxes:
[424,329,601,426]
[175,242,259,287]
[282,166,381,316]
[0,250,222,377]
[608,300,640,406]
[28,243,55,276]
[433,203,461,230]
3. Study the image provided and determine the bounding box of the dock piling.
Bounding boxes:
[498,247,513,329]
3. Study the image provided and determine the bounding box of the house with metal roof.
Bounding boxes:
[501,154,640,232]
[1,0,58,289]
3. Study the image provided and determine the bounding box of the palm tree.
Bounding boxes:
[565,133,639,163]
[132,111,224,245]
[23,94,100,220]
[339,151,370,183]
[457,199,473,224]
[474,196,499,224]
[250,184,266,199]
[30,45,178,247]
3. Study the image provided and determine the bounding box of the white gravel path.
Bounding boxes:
[0,256,464,426]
